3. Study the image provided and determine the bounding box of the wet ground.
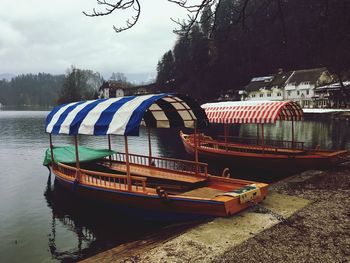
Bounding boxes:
[214,163,350,263]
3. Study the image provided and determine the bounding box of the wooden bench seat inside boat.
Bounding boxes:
[84,179,157,194]
[103,161,208,184]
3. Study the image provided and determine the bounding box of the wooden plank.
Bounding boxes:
[54,169,156,194]
[180,187,225,198]
[199,139,306,155]
[107,162,208,184]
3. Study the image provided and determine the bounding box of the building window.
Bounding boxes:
[277,92,281,96]
[306,90,309,95]
[260,94,263,97]
[288,91,291,96]
[252,94,255,98]
[297,91,300,96]
[267,93,271,97]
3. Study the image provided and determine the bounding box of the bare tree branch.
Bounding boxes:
[83,0,141,33]
[83,0,288,39]
[83,0,219,36]
[170,0,217,37]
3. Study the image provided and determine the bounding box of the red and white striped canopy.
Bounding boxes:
[202,100,303,124]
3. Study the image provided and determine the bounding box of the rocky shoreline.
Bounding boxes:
[214,163,350,263]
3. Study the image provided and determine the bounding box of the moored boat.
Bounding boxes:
[180,100,348,173]
[44,94,268,221]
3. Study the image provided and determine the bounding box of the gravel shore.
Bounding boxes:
[214,164,350,263]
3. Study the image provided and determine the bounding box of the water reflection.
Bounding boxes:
[238,120,350,150]
[43,173,167,262]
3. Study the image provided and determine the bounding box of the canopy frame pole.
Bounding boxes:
[74,135,81,181]
[49,134,55,166]
[124,136,132,191]
[198,127,201,149]
[194,122,199,176]
[291,119,295,149]
[108,134,112,162]
[147,127,152,166]
[224,124,228,151]
[261,124,265,153]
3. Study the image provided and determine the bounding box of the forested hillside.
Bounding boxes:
[0,68,104,107]
[156,0,350,101]
[0,73,64,107]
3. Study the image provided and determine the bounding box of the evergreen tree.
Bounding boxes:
[190,23,209,71]
[153,0,350,101]
[0,73,64,107]
[200,5,213,38]
[156,50,175,91]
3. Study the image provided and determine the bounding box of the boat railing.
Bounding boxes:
[194,136,306,154]
[54,162,147,193]
[217,135,305,150]
[112,152,208,177]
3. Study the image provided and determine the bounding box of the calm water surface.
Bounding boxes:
[0,110,349,262]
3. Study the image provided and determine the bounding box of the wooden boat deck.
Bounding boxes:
[180,187,225,198]
[105,162,208,184]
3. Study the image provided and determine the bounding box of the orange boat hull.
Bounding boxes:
[180,131,348,172]
[52,167,268,222]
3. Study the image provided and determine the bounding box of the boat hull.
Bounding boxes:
[53,172,267,222]
[180,132,348,173]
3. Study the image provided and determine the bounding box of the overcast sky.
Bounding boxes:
[0,0,188,82]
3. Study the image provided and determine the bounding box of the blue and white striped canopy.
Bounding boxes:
[45,93,208,136]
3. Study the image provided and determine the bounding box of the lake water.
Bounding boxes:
[0,110,349,262]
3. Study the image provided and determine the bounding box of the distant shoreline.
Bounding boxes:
[303,109,350,121]
[303,108,350,113]
[0,105,53,111]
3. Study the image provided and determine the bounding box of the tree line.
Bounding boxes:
[0,73,64,107]
[155,0,350,101]
[0,67,133,107]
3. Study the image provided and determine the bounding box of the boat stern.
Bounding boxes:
[213,182,268,216]
[332,150,349,165]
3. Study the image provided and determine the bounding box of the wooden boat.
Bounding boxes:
[180,100,348,172]
[44,94,268,221]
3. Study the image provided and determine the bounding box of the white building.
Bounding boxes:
[243,70,293,101]
[242,67,333,108]
[283,68,333,108]
[99,81,156,99]
[314,80,350,108]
